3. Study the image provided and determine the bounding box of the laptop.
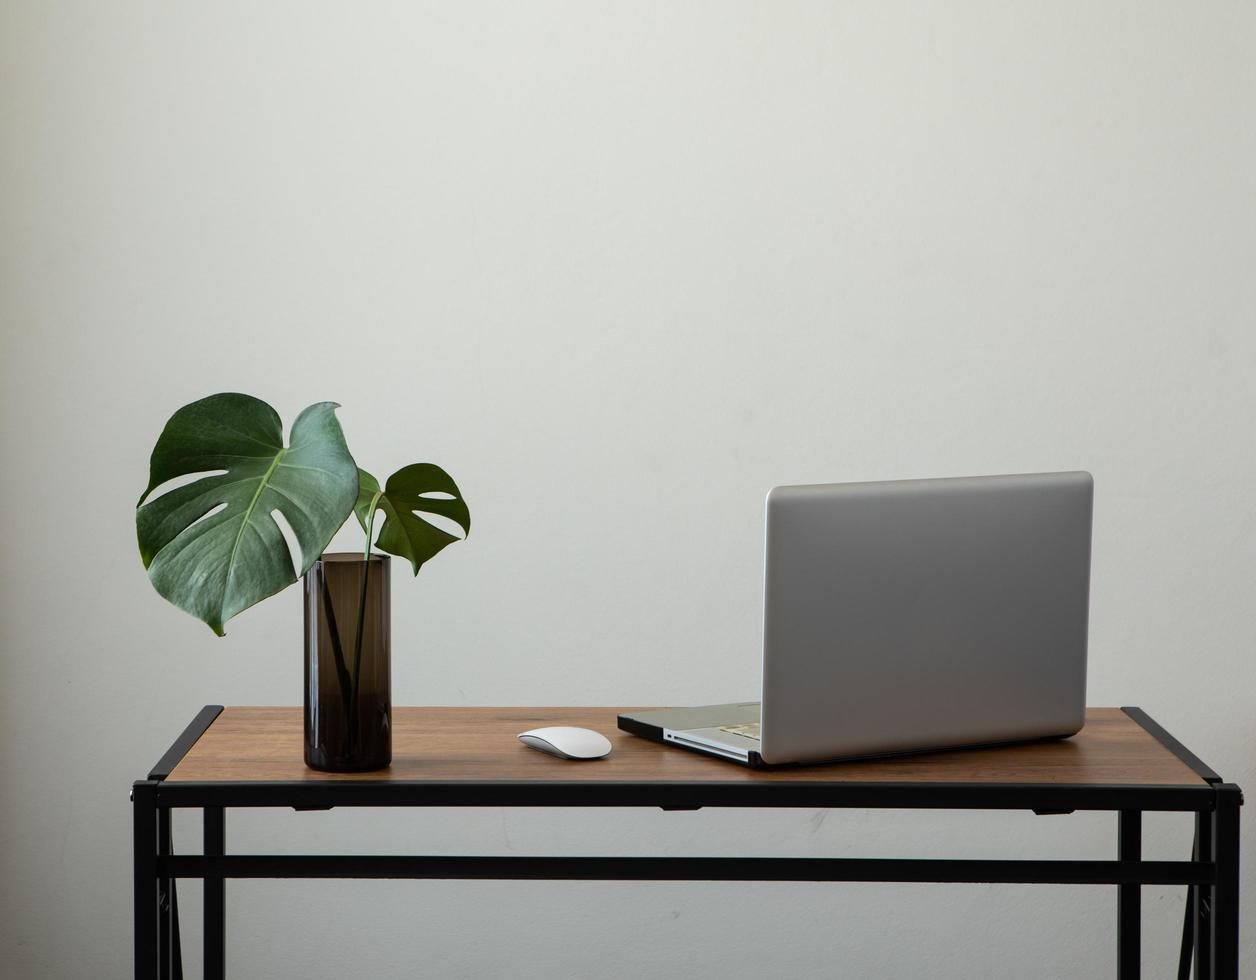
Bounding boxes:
[619,471,1094,767]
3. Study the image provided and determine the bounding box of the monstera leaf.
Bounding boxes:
[136,393,359,635]
[354,464,471,575]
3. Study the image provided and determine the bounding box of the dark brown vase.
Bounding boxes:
[303,553,391,772]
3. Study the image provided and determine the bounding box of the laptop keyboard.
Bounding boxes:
[719,723,761,741]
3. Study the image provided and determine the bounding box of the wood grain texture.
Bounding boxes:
[165,707,1207,786]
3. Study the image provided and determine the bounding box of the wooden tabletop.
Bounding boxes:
[165,707,1208,787]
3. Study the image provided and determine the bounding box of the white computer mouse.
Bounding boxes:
[517,726,612,760]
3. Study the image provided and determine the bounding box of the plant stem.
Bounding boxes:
[348,501,380,747]
[318,571,354,715]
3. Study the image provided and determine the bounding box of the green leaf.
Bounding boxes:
[354,464,470,575]
[136,393,358,635]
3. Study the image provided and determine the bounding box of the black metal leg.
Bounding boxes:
[1118,810,1141,978]
[1178,828,1198,980]
[157,809,171,980]
[157,810,184,980]
[1196,810,1214,978]
[1210,785,1241,979]
[204,807,226,980]
[133,782,159,980]
[157,815,169,980]
[169,872,183,980]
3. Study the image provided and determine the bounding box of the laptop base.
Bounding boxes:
[618,703,768,767]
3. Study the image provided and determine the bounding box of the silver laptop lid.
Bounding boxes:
[758,472,1093,765]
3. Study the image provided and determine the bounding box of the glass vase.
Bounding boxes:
[303,553,391,772]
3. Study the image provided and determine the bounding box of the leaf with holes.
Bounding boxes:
[354,464,471,575]
[136,393,359,635]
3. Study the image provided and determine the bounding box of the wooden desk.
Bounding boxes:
[134,706,1240,979]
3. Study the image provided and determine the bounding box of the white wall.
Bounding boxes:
[3,2,1254,977]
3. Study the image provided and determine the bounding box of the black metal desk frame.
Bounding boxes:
[133,706,1241,979]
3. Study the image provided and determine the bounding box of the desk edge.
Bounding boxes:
[1120,706,1222,785]
[147,705,224,781]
